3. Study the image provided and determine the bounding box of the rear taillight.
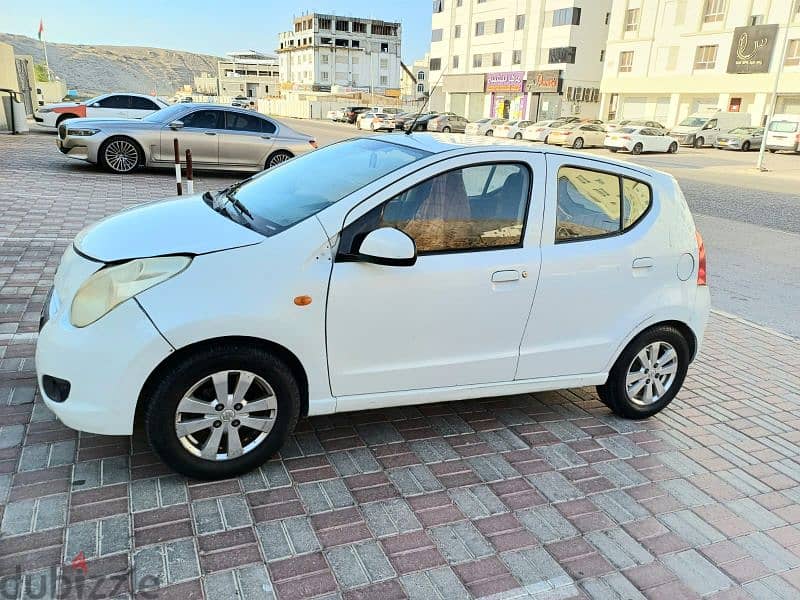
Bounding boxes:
[696,231,707,286]
[309,140,318,149]
[621,135,631,140]
[795,133,800,143]
[536,128,544,132]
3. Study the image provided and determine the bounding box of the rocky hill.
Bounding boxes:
[1,32,222,95]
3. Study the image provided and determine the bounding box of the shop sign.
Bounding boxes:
[485,71,525,93]
[525,70,561,93]
[726,24,778,74]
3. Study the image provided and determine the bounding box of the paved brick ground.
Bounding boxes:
[1,133,800,599]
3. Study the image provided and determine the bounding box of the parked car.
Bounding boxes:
[404,113,439,132]
[547,122,608,149]
[494,120,535,139]
[606,119,666,133]
[344,106,371,124]
[669,110,751,147]
[231,96,249,108]
[521,119,569,142]
[358,112,395,131]
[426,114,469,133]
[605,126,679,155]
[765,115,800,153]
[464,118,507,136]
[55,103,317,174]
[372,107,403,116]
[326,108,346,122]
[37,134,709,479]
[714,127,764,151]
[35,93,170,128]
[393,111,426,130]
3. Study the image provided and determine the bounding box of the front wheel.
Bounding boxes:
[631,143,643,155]
[597,325,690,420]
[668,142,678,154]
[693,137,704,148]
[442,126,451,133]
[144,344,301,479]
[514,133,522,140]
[609,148,618,153]
[266,150,293,169]
[485,130,493,137]
[572,137,584,149]
[741,141,751,152]
[99,136,143,174]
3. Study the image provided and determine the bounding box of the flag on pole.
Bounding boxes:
[38,19,44,41]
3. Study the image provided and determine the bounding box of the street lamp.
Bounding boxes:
[756,22,792,172]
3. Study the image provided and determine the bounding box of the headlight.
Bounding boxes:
[67,128,100,136]
[70,256,191,327]
[39,107,53,113]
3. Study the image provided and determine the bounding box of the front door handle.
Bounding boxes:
[204,131,216,136]
[261,135,272,140]
[632,257,654,269]
[491,270,520,283]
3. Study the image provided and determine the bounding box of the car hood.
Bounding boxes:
[62,117,161,130]
[74,194,264,262]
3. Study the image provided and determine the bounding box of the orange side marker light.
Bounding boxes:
[294,295,312,306]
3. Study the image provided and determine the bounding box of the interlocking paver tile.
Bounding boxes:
[3,134,800,599]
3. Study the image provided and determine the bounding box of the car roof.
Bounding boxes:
[373,132,656,177]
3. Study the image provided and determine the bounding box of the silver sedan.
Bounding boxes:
[56,103,317,174]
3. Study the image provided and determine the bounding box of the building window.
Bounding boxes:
[433,0,443,13]
[335,20,349,31]
[318,17,331,29]
[625,9,640,32]
[600,49,605,62]
[512,50,522,65]
[417,83,424,92]
[321,37,331,45]
[457,0,463,6]
[552,7,581,26]
[418,71,425,81]
[475,22,485,36]
[749,15,764,25]
[429,58,442,71]
[694,45,718,70]
[618,51,634,72]
[321,54,329,64]
[352,40,360,48]
[548,47,577,64]
[605,12,610,25]
[785,40,800,66]
[492,52,502,66]
[352,21,367,33]
[495,18,505,34]
[473,54,483,67]
[795,1,800,22]
[380,75,388,86]
[380,58,389,68]
[702,0,726,23]
[455,24,462,38]
[432,29,443,42]
[321,71,329,81]
[452,55,460,68]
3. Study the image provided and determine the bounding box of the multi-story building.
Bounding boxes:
[429,0,612,121]
[217,50,280,99]
[277,13,401,93]
[411,54,431,100]
[600,0,800,127]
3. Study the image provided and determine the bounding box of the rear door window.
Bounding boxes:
[225,111,264,133]
[96,95,130,109]
[130,96,161,111]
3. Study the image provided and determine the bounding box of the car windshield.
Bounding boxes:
[619,127,639,134]
[769,120,799,133]
[210,138,430,237]
[143,104,186,123]
[678,117,709,127]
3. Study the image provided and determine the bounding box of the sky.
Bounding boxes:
[3,0,432,63]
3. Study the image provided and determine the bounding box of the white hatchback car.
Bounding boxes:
[37,135,709,479]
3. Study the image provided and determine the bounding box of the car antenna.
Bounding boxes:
[406,63,447,135]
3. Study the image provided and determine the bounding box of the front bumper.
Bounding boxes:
[36,274,173,436]
[56,135,99,163]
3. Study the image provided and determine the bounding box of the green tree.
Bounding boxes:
[34,63,50,82]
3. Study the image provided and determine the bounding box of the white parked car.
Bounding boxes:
[605,120,666,134]
[522,119,571,142]
[605,126,679,155]
[358,112,395,131]
[465,118,507,136]
[37,135,709,479]
[326,108,346,122]
[765,114,800,153]
[35,93,169,128]
[493,120,535,139]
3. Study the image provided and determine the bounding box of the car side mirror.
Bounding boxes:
[355,227,417,266]
[169,120,184,130]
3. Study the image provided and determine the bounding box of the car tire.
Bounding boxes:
[55,113,79,127]
[572,137,584,149]
[486,130,493,137]
[370,123,376,131]
[514,133,522,140]
[144,343,301,479]
[99,136,143,174]
[741,141,751,152]
[668,142,678,154]
[442,126,451,133]
[609,148,618,153]
[266,150,293,169]
[596,325,690,420]
[631,143,643,155]
[768,149,777,153]
[693,137,704,148]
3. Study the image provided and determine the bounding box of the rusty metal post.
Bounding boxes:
[173,138,182,195]
[185,149,194,195]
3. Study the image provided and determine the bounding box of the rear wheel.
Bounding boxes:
[631,143,643,155]
[99,136,142,174]
[597,325,690,420]
[55,113,80,127]
[514,132,522,140]
[485,130,493,136]
[693,137,704,148]
[668,142,678,154]
[144,344,301,479]
[768,149,777,153]
[442,126,451,133]
[266,150,293,169]
[609,148,618,153]
[572,137,584,149]
[741,141,751,152]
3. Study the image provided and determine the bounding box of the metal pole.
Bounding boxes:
[173,138,182,195]
[185,149,194,195]
[41,28,51,80]
[757,23,791,172]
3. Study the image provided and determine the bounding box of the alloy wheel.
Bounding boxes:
[174,370,277,461]
[268,152,291,167]
[104,140,139,173]
[625,342,678,406]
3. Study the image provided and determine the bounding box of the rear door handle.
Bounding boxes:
[632,257,654,269]
[491,270,520,283]
[204,131,216,136]
[260,135,271,140]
